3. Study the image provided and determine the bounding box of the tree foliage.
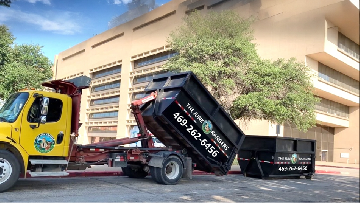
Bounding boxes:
[0,25,14,66]
[0,25,53,99]
[0,0,11,7]
[163,11,319,131]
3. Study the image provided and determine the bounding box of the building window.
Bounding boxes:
[90,137,116,144]
[91,96,120,106]
[92,81,120,92]
[90,111,118,119]
[315,97,349,118]
[92,65,121,79]
[338,32,359,60]
[131,92,150,101]
[134,51,177,68]
[133,71,169,85]
[88,126,117,133]
[318,62,359,95]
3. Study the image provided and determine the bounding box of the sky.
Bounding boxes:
[0,0,172,62]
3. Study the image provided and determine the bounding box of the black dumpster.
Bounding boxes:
[140,71,246,175]
[237,135,316,179]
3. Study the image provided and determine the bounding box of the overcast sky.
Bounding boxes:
[0,0,171,62]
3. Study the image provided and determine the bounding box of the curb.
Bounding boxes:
[23,169,341,178]
[315,170,341,174]
[316,165,359,170]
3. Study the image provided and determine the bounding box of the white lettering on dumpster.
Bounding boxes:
[299,157,311,161]
[185,102,229,152]
[173,112,220,158]
[210,131,229,151]
[186,103,194,113]
[186,103,204,123]
[278,166,307,171]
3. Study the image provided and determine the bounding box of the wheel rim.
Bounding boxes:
[165,161,179,180]
[0,158,12,184]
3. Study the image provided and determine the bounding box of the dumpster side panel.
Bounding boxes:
[238,135,316,179]
[141,71,246,174]
[276,139,296,152]
[239,136,276,151]
[183,78,242,145]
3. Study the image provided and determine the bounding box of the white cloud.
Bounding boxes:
[0,8,81,35]
[112,0,132,5]
[24,0,51,5]
[113,0,122,5]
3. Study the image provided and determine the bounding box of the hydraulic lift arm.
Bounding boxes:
[130,91,158,148]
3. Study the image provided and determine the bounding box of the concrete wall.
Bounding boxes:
[334,106,359,164]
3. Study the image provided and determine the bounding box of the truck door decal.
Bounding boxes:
[34,133,55,153]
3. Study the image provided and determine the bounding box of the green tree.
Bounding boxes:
[0,0,11,7]
[0,25,53,99]
[163,11,319,131]
[0,25,14,66]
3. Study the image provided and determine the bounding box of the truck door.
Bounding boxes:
[20,93,69,157]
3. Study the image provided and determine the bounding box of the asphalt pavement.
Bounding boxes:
[1,173,359,202]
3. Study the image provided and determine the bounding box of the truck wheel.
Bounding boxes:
[305,175,313,180]
[151,156,183,185]
[0,150,20,193]
[123,167,148,178]
[121,167,128,176]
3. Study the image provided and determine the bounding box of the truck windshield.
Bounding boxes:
[0,92,29,123]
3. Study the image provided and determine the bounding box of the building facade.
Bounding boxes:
[53,0,359,163]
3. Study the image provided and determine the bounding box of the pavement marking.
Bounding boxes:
[212,195,236,203]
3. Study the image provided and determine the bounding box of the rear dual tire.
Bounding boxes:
[150,156,183,185]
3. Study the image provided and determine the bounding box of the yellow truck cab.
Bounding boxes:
[0,76,90,192]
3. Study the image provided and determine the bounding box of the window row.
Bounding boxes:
[91,96,120,106]
[338,32,359,60]
[318,62,359,95]
[133,71,170,84]
[92,81,121,92]
[92,65,121,79]
[315,97,349,118]
[131,92,150,101]
[134,51,177,68]
[88,126,117,133]
[90,137,116,144]
[89,111,118,119]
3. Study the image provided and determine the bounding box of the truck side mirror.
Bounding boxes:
[40,115,46,124]
[41,97,49,116]
[30,97,48,129]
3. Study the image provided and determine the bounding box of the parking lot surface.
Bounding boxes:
[1,173,359,202]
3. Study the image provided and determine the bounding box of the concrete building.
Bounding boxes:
[52,0,359,163]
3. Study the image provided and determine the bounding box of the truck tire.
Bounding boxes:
[123,166,148,178]
[121,167,128,176]
[149,166,160,182]
[151,156,183,185]
[0,150,20,193]
[305,175,313,180]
